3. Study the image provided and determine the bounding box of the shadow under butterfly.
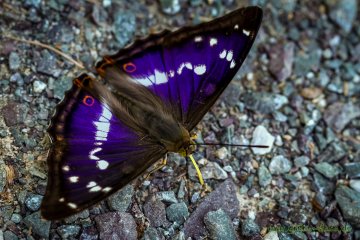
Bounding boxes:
[41,6,263,220]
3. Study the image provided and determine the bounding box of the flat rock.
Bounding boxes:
[95,212,137,240]
[143,196,170,227]
[204,209,237,240]
[326,0,357,32]
[251,125,275,155]
[184,179,239,239]
[335,185,360,228]
[107,184,134,212]
[268,42,294,81]
[23,211,51,239]
[324,102,360,133]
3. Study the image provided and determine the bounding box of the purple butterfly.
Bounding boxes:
[41,6,263,220]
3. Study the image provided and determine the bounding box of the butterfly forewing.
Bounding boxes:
[96,6,262,129]
[41,74,166,220]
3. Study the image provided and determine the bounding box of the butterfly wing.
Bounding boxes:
[41,74,166,220]
[96,6,262,130]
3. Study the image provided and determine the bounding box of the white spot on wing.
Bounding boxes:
[194,36,202,42]
[210,38,218,47]
[219,50,227,59]
[96,131,108,138]
[177,62,193,75]
[67,203,77,209]
[243,29,250,36]
[168,70,175,78]
[69,176,79,183]
[234,24,239,29]
[90,186,102,192]
[86,181,97,188]
[226,51,233,61]
[230,60,236,69]
[103,187,112,192]
[59,198,65,202]
[62,166,70,172]
[89,147,102,160]
[194,65,206,75]
[102,105,112,120]
[97,160,109,170]
[94,122,110,132]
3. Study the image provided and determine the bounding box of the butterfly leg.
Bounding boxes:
[188,154,204,185]
[145,154,168,179]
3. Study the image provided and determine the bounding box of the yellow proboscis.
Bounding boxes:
[189,154,204,185]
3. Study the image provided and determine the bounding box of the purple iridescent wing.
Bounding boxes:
[96,6,262,130]
[41,74,166,220]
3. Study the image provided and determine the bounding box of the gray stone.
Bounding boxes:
[344,162,360,178]
[258,164,272,187]
[294,50,322,76]
[251,125,275,155]
[9,52,20,70]
[184,180,239,239]
[53,76,72,99]
[112,10,136,48]
[159,0,181,15]
[294,156,310,167]
[241,218,260,237]
[349,180,360,193]
[142,227,163,240]
[324,102,360,133]
[57,225,81,239]
[312,172,335,194]
[269,42,294,81]
[25,194,43,211]
[144,196,170,227]
[317,141,346,163]
[33,80,47,93]
[314,162,341,179]
[23,211,51,239]
[107,184,134,212]
[263,231,279,240]
[10,73,24,86]
[36,50,61,77]
[242,92,288,114]
[10,213,22,223]
[335,185,360,228]
[327,0,357,32]
[3,231,18,240]
[156,191,178,204]
[200,161,228,180]
[24,0,41,8]
[269,155,292,175]
[95,212,137,240]
[204,209,237,240]
[166,202,189,224]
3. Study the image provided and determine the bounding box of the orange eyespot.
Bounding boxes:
[83,95,94,106]
[123,62,136,73]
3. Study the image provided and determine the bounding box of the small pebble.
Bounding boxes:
[269,155,292,175]
[33,80,47,93]
[204,209,237,240]
[251,125,275,155]
[9,52,20,70]
[166,202,189,224]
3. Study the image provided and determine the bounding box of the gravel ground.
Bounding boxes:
[0,0,359,239]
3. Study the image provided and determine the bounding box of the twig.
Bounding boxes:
[4,35,85,70]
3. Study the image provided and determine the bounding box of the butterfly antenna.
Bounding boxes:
[191,143,269,148]
[188,154,204,185]
[4,35,86,70]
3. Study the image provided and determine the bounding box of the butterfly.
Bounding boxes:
[40,6,263,220]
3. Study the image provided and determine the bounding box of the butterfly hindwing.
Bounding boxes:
[41,74,166,220]
[96,6,262,130]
